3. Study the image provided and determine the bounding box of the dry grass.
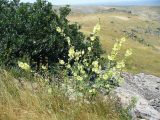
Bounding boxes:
[0,70,131,120]
[68,13,160,76]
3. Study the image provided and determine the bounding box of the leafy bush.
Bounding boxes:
[0,0,103,69]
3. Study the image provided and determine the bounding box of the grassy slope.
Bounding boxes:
[68,12,160,76]
[0,70,131,120]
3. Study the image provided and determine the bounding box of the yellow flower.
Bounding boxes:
[59,59,65,65]
[77,76,83,81]
[92,67,100,74]
[78,65,83,70]
[56,27,61,33]
[90,36,95,41]
[108,55,115,61]
[75,51,81,57]
[18,61,30,71]
[102,73,108,80]
[18,61,24,68]
[112,43,119,51]
[81,50,85,55]
[83,59,87,62]
[93,23,101,34]
[42,65,47,70]
[68,47,75,58]
[73,72,77,77]
[75,57,79,61]
[80,70,85,74]
[125,49,132,57]
[116,61,125,69]
[120,37,126,43]
[99,65,102,70]
[88,47,91,52]
[85,62,89,67]
[105,84,110,88]
[92,61,98,68]
[108,70,114,77]
[89,89,96,93]
[67,64,71,69]
[66,37,71,45]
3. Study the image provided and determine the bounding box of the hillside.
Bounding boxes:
[0,1,136,119]
[0,69,133,120]
[68,6,160,76]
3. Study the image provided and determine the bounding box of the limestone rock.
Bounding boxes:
[115,73,160,120]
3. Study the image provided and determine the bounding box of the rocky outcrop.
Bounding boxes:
[115,73,160,120]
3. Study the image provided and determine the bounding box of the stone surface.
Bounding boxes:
[114,73,160,120]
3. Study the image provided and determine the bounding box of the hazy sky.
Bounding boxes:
[20,0,160,5]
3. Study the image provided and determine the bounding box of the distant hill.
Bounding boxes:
[69,6,160,21]
[82,0,160,6]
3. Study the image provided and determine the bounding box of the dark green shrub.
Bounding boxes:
[0,0,103,70]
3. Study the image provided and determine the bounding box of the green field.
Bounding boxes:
[68,8,160,76]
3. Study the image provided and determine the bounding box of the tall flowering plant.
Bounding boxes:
[58,23,132,97]
[17,23,132,98]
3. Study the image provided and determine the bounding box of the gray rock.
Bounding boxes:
[114,73,160,120]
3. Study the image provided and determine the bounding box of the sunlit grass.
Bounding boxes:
[0,70,131,120]
[68,13,160,76]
